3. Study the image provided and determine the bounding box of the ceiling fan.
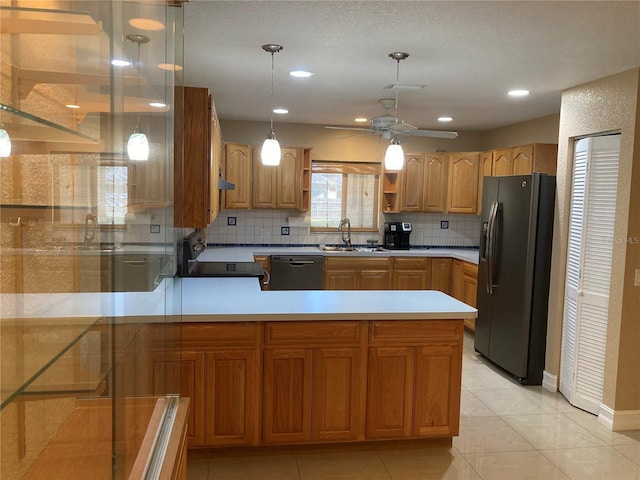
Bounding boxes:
[324,52,458,140]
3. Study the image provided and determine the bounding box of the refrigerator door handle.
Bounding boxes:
[486,201,499,294]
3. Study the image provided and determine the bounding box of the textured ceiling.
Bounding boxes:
[183,1,640,132]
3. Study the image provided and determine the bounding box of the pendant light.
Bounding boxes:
[261,44,283,166]
[0,124,11,157]
[126,34,150,161]
[384,52,409,171]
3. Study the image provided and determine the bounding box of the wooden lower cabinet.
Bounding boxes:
[392,257,431,289]
[324,257,391,290]
[182,319,463,448]
[452,260,479,330]
[431,258,453,295]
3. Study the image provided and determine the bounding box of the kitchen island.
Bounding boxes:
[176,276,476,449]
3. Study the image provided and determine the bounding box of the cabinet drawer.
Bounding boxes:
[369,320,462,344]
[182,322,259,347]
[324,257,391,270]
[462,262,478,276]
[265,321,361,345]
[393,257,429,269]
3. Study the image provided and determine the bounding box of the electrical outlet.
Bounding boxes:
[635,268,640,287]
[281,226,290,236]
[227,216,236,226]
[440,220,449,229]
[150,224,160,233]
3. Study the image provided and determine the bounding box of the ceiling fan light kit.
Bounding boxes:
[384,136,404,170]
[261,44,283,166]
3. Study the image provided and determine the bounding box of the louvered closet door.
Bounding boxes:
[560,134,620,415]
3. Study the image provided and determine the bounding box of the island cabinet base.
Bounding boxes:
[179,319,463,449]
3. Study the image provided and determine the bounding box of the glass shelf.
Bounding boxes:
[0,103,103,152]
[0,6,102,35]
[0,316,109,410]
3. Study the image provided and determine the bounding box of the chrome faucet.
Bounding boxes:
[338,217,352,248]
[84,213,98,245]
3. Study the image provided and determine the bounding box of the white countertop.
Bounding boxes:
[179,277,476,322]
[199,246,479,264]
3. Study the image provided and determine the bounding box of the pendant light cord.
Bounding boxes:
[394,58,399,123]
[270,51,275,133]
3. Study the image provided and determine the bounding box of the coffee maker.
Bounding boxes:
[383,222,412,250]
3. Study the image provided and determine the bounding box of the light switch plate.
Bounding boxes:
[635,268,640,287]
[150,224,160,233]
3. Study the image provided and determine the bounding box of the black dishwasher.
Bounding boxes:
[270,256,323,290]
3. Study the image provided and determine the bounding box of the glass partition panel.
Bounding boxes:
[0,1,183,479]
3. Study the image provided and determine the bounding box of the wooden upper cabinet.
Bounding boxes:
[276,148,300,209]
[446,152,479,214]
[174,86,218,228]
[492,148,512,176]
[491,144,558,177]
[400,153,446,213]
[252,152,277,208]
[401,154,424,211]
[423,153,447,212]
[224,143,252,209]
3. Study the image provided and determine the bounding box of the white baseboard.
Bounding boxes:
[542,370,558,392]
[598,404,640,431]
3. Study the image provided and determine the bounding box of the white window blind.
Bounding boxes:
[97,165,128,225]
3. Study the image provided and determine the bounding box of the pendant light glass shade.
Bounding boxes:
[127,128,149,161]
[0,128,11,157]
[261,130,281,166]
[261,44,283,166]
[384,137,404,170]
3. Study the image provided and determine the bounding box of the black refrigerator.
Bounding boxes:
[475,173,555,384]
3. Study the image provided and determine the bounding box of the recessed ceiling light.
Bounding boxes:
[149,102,167,108]
[158,63,183,71]
[290,70,314,78]
[508,89,530,97]
[354,117,368,123]
[129,18,165,31]
[273,108,288,114]
[438,116,453,122]
[111,59,131,67]
[65,104,81,109]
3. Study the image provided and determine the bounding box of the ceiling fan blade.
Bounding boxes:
[405,129,459,139]
[324,126,373,132]
[393,121,417,132]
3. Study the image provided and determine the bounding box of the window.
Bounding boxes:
[311,162,380,231]
[97,165,128,225]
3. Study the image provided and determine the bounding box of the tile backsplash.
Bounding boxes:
[206,209,481,248]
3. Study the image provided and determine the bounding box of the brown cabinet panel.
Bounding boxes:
[413,344,462,437]
[359,269,391,290]
[431,258,453,295]
[511,144,534,175]
[369,320,461,344]
[182,322,259,348]
[423,153,448,212]
[224,143,252,209]
[312,347,363,441]
[277,148,300,209]
[366,347,415,439]
[324,257,391,290]
[254,255,271,291]
[204,349,259,446]
[263,348,313,444]
[492,148,512,176]
[176,351,205,447]
[446,152,479,214]
[265,321,361,345]
[478,150,493,214]
[392,257,431,290]
[252,154,277,208]
[324,269,358,290]
[401,154,424,211]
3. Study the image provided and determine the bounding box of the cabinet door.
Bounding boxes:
[224,143,252,209]
[401,154,424,211]
[358,269,391,290]
[478,150,493,214]
[492,148,512,176]
[392,258,431,290]
[366,347,415,439]
[423,153,447,212]
[253,255,271,291]
[324,269,358,290]
[182,351,206,447]
[209,108,222,223]
[277,148,299,209]
[512,144,534,175]
[204,349,259,446]
[462,263,478,330]
[252,152,277,208]
[451,259,464,301]
[431,258,453,295]
[263,348,312,444]
[413,344,462,437]
[446,152,479,214]
[312,348,363,442]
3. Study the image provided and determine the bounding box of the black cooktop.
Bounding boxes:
[188,261,264,278]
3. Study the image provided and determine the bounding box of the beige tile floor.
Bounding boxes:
[187,332,640,480]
